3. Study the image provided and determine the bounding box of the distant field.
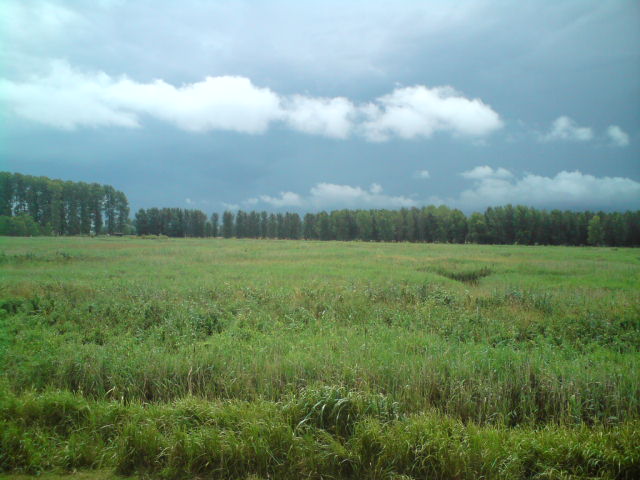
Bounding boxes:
[1,237,639,479]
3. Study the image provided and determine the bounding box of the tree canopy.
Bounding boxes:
[0,172,129,236]
[195,206,639,247]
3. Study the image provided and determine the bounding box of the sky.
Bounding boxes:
[1,0,639,214]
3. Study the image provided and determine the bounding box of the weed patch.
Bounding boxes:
[433,265,493,284]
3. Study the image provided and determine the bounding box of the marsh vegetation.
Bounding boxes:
[1,237,638,478]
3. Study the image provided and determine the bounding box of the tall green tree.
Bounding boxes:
[0,172,13,216]
[210,213,219,237]
[467,212,488,243]
[355,210,373,241]
[303,213,317,239]
[135,209,149,235]
[587,215,604,246]
[316,212,332,240]
[222,211,234,238]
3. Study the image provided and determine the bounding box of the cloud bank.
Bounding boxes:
[245,183,416,210]
[0,60,503,141]
[455,166,640,210]
[233,168,640,212]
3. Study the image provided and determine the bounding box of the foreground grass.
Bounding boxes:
[0,472,131,480]
[1,237,639,478]
[1,390,638,479]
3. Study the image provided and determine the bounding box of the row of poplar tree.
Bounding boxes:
[2,172,638,245]
[0,172,130,236]
[134,205,640,246]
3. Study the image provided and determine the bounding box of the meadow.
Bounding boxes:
[0,236,639,479]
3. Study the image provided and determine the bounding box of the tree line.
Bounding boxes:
[134,208,211,238]
[0,172,130,236]
[2,171,638,245]
[134,205,639,246]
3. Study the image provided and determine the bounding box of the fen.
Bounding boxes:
[1,237,639,479]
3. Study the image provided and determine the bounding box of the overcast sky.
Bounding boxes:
[1,0,639,213]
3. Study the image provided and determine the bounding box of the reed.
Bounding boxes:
[1,236,638,478]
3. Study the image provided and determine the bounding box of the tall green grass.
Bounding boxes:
[1,390,638,479]
[0,237,639,478]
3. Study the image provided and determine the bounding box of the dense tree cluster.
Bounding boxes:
[0,172,129,236]
[0,214,43,237]
[215,205,640,246]
[134,208,209,237]
[223,211,303,240]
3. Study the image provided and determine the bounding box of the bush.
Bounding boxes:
[0,215,44,236]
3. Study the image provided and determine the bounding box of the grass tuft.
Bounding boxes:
[433,265,494,284]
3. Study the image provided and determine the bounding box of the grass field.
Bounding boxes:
[1,236,639,479]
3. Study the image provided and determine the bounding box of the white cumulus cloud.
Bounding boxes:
[0,61,282,132]
[460,165,513,180]
[0,60,503,142]
[243,183,416,210]
[414,170,431,179]
[308,183,416,208]
[231,170,640,213]
[108,75,282,133]
[606,125,630,147]
[369,183,383,194]
[361,85,503,141]
[283,95,356,139]
[455,167,640,210]
[259,192,304,207]
[542,116,593,142]
[0,61,140,129]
